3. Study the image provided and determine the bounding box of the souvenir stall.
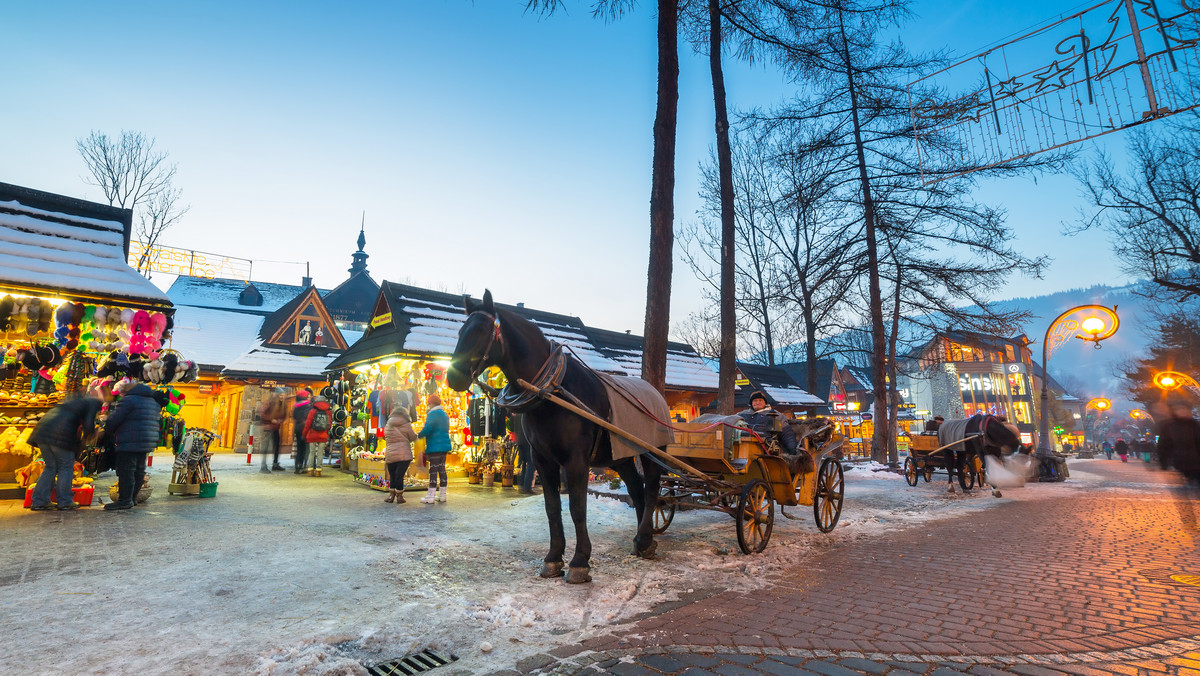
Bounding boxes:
[0,182,191,501]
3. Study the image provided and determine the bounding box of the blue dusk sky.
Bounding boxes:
[1,0,1129,337]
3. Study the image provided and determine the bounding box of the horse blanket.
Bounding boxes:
[937,417,976,449]
[598,373,674,460]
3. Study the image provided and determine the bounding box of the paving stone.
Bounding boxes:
[636,655,688,673]
[754,660,822,676]
[607,664,655,676]
[674,654,722,669]
[517,654,558,673]
[835,657,892,674]
[929,668,970,676]
[800,659,868,676]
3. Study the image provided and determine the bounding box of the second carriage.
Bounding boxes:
[903,432,985,489]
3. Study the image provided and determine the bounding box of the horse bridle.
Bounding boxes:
[463,310,504,388]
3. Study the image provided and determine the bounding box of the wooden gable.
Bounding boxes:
[264,286,349,350]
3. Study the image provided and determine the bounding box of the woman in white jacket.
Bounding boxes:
[383,408,418,504]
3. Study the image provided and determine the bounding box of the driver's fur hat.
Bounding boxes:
[749,390,768,403]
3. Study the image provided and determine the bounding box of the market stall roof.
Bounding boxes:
[733,362,825,409]
[167,276,329,316]
[0,182,170,307]
[327,281,626,373]
[222,340,346,381]
[581,326,717,392]
[167,306,266,371]
[221,286,357,381]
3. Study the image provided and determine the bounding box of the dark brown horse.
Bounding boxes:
[445,291,663,584]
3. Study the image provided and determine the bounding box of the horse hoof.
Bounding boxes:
[565,566,592,584]
[635,540,658,560]
[540,562,565,578]
[992,489,1003,498]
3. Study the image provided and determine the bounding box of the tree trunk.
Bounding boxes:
[711,0,738,414]
[886,263,902,466]
[641,0,680,395]
[804,305,819,394]
[838,10,889,464]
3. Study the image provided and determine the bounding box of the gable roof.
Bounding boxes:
[258,286,349,350]
[0,182,170,306]
[326,282,626,373]
[734,362,824,408]
[321,271,379,324]
[167,276,325,316]
[582,326,718,392]
[778,359,838,402]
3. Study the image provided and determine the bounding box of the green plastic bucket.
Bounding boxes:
[198,482,219,498]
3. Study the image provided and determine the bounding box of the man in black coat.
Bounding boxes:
[28,394,102,511]
[1158,403,1200,485]
[102,382,164,510]
[739,391,797,454]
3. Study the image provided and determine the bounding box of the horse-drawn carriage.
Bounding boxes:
[903,432,985,489]
[653,416,845,554]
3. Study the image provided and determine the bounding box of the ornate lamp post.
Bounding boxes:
[1084,397,1111,449]
[1037,306,1119,458]
[1153,370,1200,393]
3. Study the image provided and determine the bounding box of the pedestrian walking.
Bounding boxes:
[1158,403,1200,485]
[383,408,418,503]
[291,388,312,473]
[28,392,102,511]
[256,388,287,472]
[302,395,332,477]
[418,394,452,503]
[1115,438,1130,462]
[102,381,164,510]
[1102,440,1113,460]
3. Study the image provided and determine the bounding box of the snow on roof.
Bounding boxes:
[166,306,265,369]
[223,340,344,379]
[761,385,825,406]
[394,297,467,356]
[592,344,717,390]
[167,276,327,315]
[533,320,626,374]
[0,199,169,304]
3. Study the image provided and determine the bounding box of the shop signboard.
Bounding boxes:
[198,385,212,394]
[370,312,392,329]
[128,241,252,281]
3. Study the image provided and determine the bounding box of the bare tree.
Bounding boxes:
[77,130,176,210]
[134,186,191,273]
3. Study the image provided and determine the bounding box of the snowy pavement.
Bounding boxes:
[0,455,1051,675]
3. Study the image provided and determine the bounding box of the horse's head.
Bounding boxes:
[447,290,501,392]
[984,416,1024,453]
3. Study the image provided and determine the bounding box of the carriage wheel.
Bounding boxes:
[652,487,676,535]
[973,456,987,486]
[736,479,774,554]
[904,457,919,486]
[814,458,844,533]
[958,460,976,490]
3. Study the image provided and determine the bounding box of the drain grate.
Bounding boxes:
[367,649,457,676]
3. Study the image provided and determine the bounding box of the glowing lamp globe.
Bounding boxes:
[1159,374,1178,388]
[1081,317,1106,335]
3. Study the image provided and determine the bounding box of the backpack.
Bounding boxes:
[310,408,331,432]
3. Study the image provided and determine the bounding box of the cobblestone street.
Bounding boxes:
[524,459,1200,675]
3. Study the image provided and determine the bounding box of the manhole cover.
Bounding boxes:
[367,649,457,675]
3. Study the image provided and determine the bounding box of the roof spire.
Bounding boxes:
[350,213,369,276]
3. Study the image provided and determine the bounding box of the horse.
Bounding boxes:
[938,414,1030,497]
[445,290,664,584]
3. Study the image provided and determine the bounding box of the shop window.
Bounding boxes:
[1012,401,1032,424]
[1005,345,1016,362]
[948,343,963,362]
[1008,373,1027,396]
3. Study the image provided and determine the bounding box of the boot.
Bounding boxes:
[313,468,322,477]
[397,491,405,504]
[306,468,315,476]
[436,487,447,503]
[385,489,396,503]
[420,488,437,504]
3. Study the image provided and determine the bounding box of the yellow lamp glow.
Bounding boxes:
[1081,316,1106,335]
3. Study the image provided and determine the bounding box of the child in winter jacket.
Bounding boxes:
[417,394,452,503]
[302,396,333,476]
[383,408,418,503]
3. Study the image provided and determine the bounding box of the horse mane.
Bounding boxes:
[494,306,551,355]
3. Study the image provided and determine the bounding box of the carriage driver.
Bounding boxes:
[739,391,798,454]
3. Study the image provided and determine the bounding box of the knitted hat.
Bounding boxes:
[427,394,442,406]
[749,390,767,404]
[296,389,310,400]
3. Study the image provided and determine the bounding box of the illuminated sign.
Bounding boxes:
[128,241,252,281]
[370,312,393,328]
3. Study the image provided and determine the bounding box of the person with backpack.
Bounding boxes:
[291,389,312,474]
[102,380,164,510]
[1115,438,1130,462]
[302,395,333,477]
[28,392,103,511]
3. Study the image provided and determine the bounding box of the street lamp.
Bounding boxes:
[1084,397,1111,449]
[1037,305,1120,458]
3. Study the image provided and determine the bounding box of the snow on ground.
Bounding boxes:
[1,455,1083,675]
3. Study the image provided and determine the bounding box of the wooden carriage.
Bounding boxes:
[903,432,984,488]
[652,418,846,554]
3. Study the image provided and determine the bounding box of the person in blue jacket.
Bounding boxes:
[102,381,164,510]
[418,394,452,503]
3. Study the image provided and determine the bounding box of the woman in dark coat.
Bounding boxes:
[29,394,102,510]
[102,382,164,510]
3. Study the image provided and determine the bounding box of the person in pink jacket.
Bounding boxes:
[302,396,333,477]
[383,408,418,503]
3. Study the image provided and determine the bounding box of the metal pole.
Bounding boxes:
[1124,0,1161,116]
[1037,323,1053,458]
